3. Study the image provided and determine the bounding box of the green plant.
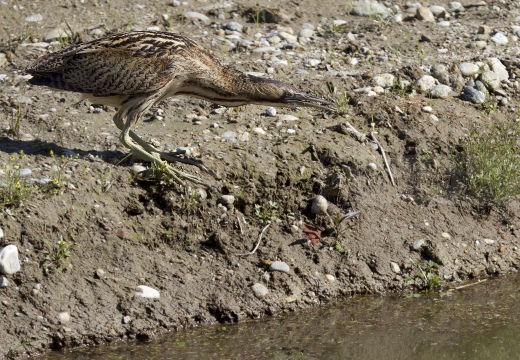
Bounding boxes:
[456,123,520,205]
[0,151,34,210]
[480,93,498,115]
[254,200,279,224]
[334,240,349,255]
[334,92,349,116]
[50,150,80,188]
[42,237,74,273]
[404,259,440,290]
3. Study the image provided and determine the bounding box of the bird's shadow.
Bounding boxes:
[0,136,126,163]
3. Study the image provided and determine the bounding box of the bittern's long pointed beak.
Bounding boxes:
[282,92,337,111]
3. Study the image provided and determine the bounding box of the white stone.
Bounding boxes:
[58,312,70,323]
[488,58,509,81]
[390,262,401,274]
[299,28,314,38]
[0,245,20,275]
[305,59,321,67]
[253,127,266,135]
[422,106,433,113]
[311,195,328,215]
[483,239,495,244]
[131,164,147,174]
[429,5,446,17]
[135,285,160,299]
[252,283,268,298]
[429,84,452,99]
[459,62,480,77]
[367,162,377,170]
[372,73,395,88]
[278,115,299,121]
[279,31,297,43]
[269,261,290,273]
[0,277,8,288]
[448,2,464,11]
[0,228,3,239]
[25,14,43,22]
[325,274,336,282]
[414,75,437,93]
[491,32,508,45]
[184,11,210,24]
[351,2,393,18]
[265,107,277,116]
[441,232,451,239]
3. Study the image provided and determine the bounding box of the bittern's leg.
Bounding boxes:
[118,111,208,187]
[112,112,207,168]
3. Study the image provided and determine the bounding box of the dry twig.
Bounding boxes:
[370,132,396,187]
[237,222,271,256]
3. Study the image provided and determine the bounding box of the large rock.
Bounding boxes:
[0,245,20,275]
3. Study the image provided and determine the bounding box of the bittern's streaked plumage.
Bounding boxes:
[26,31,335,186]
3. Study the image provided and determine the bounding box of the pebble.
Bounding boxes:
[441,232,451,239]
[253,127,266,135]
[134,285,160,299]
[422,106,432,113]
[278,115,299,121]
[351,1,392,18]
[431,64,449,84]
[490,32,508,45]
[429,84,452,99]
[44,29,68,42]
[414,75,437,93]
[25,14,43,22]
[478,25,491,34]
[367,162,377,170]
[224,22,243,33]
[95,268,105,278]
[311,195,328,215]
[218,194,235,206]
[0,245,20,275]
[252,283,268,298]
[279,32,298,43]
[416,6,435,22]
[265,107,277,116]
[184,11,210,24]
[411,239,425,251]
[489,58,509,81]
[448,2,464,12]
[0,277,8,288]
[372,73,395,88]
[325,274,335,282]
[458,62,480,77]
[17,96,32,104]
[305,59,321,67]
[0,228,3,239]
[390,262,401,274]
[299,28,314,38]
[58,312,70,323]
[269,261,290,273]
[483,239,495,245]
[462,86,485,104]
[222,131,237,142]
[429,5,446,18]
[480,71,501,92]
[123,316,132,324]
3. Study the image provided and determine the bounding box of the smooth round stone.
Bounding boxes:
[414,75,437,93]
[367,162,377,170]
[462,86,485,104]
[311,195,328,215]
[279,32,298,43]
[429,5,446,17]
[95,268,106,278]
[0,277,8,288]
[448,2,464,11]
[299,28,314,38]
[422,106,433,113]
[416,6,435,22]
[351,2,392,18]
[286,129,296,134]
[39,178,52,185]
[134,285,160,299]
[459,62,480,77]
[484,239,495,244]
[429,84,452,99]
[0,228,3,239]
[269,261,290,273]
[437,21,451,27]
[325,274,335,282]
[265,107,277,116]
[489,58,509,81]
[224,22,243,33]
[441,232,452,239]
[131,164,147,174]
[252,283,268,298]
[0,245,20,275]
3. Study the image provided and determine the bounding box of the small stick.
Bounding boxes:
[237,222,271,256]
[370,132,396,187]
[236,215,244,235]
[454,279,487,290]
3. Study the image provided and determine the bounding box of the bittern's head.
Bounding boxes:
[244,75,336,111]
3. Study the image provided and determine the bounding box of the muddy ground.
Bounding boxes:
[1,0,520,358]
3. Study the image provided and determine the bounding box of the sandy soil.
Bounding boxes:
[1,0,520,357]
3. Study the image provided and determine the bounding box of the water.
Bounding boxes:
[44,276,520,359]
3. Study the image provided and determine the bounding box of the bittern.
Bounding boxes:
[26,31,335,186]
